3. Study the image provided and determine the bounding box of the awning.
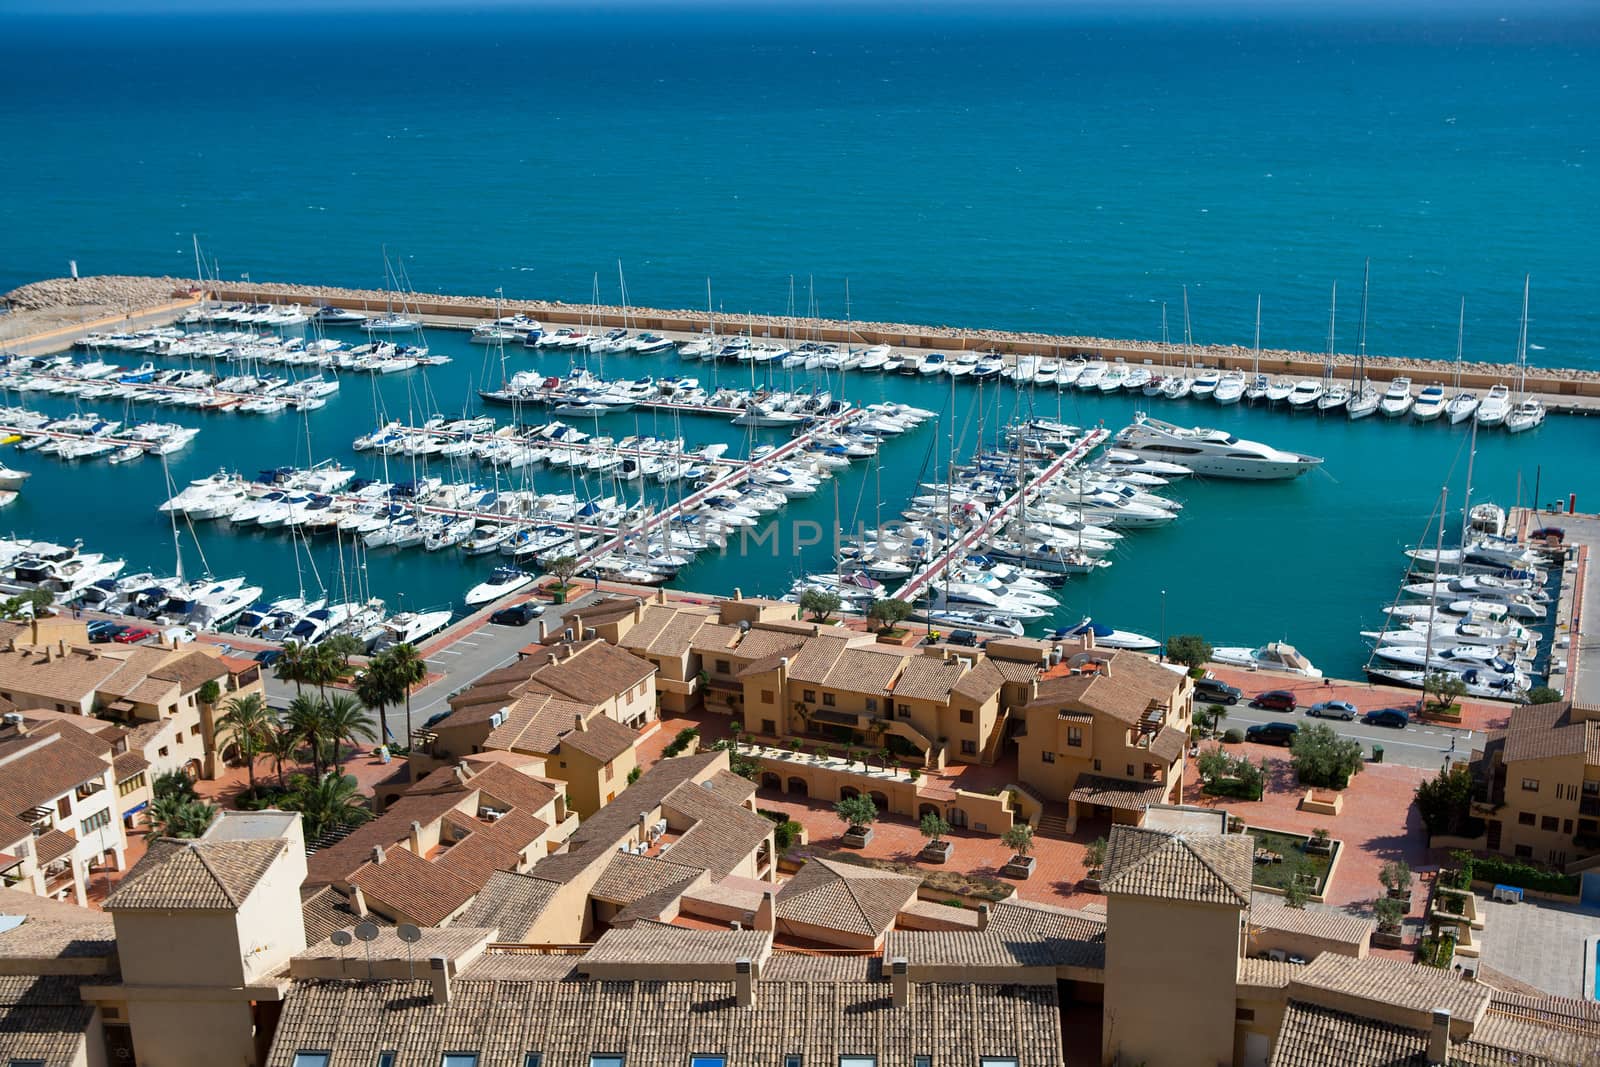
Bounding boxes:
[122,801,149,817]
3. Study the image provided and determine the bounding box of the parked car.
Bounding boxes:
[490,602,544,627]
[1250,689,1298,712]
[86,620,122,643]
[1194,677,1242,706]
[254,648,282,666]
[1245,721,1300,746]
[1307,700,1358,721]
[945,629,980,647]
[1362,707,1411,729]
[113,626,154,645]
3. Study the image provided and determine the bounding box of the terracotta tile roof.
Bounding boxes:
[306,790,469,886]
[1068,773,1171,813]
[295,925,497,964]
[1147,724,1187,763]
[1269,1001,1428,1067]
[1249,899,1373,946]
[570,595,645,624]
[0,724,113,819]
[614,603,678,651]
[1470,1000,1600,1065]
[579,924,771,972]
[265,971,1064,1066]
[589,852,701,906]
[148,649,230,691]
[93,647,178,701]
[32,829,76,866]
[760,952,882,981]
[951,657,1007,703]
[452,808,549,854]
[641,612,713,657]
[484,690,593,754]
[0,644,128,703]
[1101,825,1253,906]
[884,902,1106,970]
[521,639,656,706]
[347,847,477,927]
[775,857,919,937]
[700,769,757,806]
[456,870,558,940]
[892,655,967,701]
[0,814,31,848]
[825,647,912,695]
[989,657,1041,684]
[730,627,812,661]
[783,634,853,684]
[434,831,525,885]
[300,885,391,946]
[0,975,98,1067]
[1495,703,1600,766]
[686,622,743,655]
[112,750,149,783]
[1029,652,1177,725]
[455,762,561,815]
[555,713,636,764]
[456,953,581,980]
[0,888,116,961]
[1290,952,1492,1022]
[1238,957,1301,990]
[105,837,284,911]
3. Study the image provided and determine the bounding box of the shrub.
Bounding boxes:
[1002,823,1034,858]
[773,820,803,850]
[1223,728,1244,744]
[626,766,641,785]
[919,811,952,845]
[1525,685,1562,705]
[1467,856,1579,896]
[1290,723,1364,789]
[1379,860,1412,896]
[662,727,700,758]
[1084,836,1108,871]
[1414,764,1476,837]
[835,794,878,833]
[1374,895,1405,931]
[1166,634,1212,669]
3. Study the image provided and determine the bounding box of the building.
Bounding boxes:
[1470,700,1600,871]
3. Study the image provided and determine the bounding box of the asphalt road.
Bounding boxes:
[1218,701,1472,771]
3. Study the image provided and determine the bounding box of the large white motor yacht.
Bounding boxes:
[1210,641,1322,678]
[1113,413,1322,480]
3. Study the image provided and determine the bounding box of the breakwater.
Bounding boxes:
[8,275,1600,405]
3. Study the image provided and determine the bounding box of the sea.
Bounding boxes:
[0,4,1597,682]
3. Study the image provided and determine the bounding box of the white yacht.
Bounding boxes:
[1286,379,1324,409]
[371,609,454,650]
[1378,378,1414,418]
[1347,382,1380,419]
[1058,617,1159,652]
[1212,371,1246,405]
[0,466,29,493]
[1505,398,1545,434]
[1475,384,1511,427]
[1444,390,1479,425]
[1210,641,1322,678]
[1411,383,1446,422]
[465,566,534,606]
[1114,413,1322,480]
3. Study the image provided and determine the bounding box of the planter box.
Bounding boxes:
[921,840,954,864]
[1001,855,1036,880]
[874,629,921,647]
[1082,873,1103,893]
[1373,928,1407,949]
[1299,789,1343,816]
[1304,839,1335,856]
[841,828,874,849]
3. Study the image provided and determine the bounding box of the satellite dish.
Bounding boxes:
[329,930,353,947]
[396,924,422,944]
[354,921,380,943]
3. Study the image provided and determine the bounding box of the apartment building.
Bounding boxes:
[1471,700,1600,871]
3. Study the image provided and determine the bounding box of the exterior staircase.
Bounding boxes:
[1036,802,1074,841]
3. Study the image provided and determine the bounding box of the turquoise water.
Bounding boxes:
[0,5,1596,681]
[1,8,1598,365]
[1,323,1590,682]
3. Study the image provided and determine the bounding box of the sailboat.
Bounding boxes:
[1443,298,1479,424]
[1504,276,1545,433]
[1346,260,1380,419]
[1315,282,1348,413]
[1159,287,1195,399]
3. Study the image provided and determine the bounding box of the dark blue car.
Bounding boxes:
[1362,708,1411,729]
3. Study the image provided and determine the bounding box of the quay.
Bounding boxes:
[0,369,326,412]
[893,427,1110,601]
[372,421,752,469]
[0,421,187,457]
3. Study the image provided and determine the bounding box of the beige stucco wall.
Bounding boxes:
[125,996,257,1067]
[1486,753,1599,868]
[1103,894,1241,1067]
[116,910,248,988]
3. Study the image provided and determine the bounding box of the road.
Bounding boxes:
[1218,701,1471,771]
[262,593,602,742]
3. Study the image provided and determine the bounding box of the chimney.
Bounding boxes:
[734,957,754,1007]
[429,956,452,1005]
[350,884,368,918]
[976,903,990,931]
[574,713,587,732]
[638,812,649,839]
[1428,1009,1450,1065]
[453,764,472,787]
[733,588,743,601]
[890,958,910,1008]
[655,588,667,605]
[42,646,53,663]
[58,639,66,657]
[537,619,549,642]
[633,601,644,623]
[754,889,775,932]
[408,820,423,854]
[371,845,385,865]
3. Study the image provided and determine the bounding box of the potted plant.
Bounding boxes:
[1373,895,1407,947]
[786,738,803,758]
[1083,836,1108,890]
[919,811,953,863]
[1001,823,1036,879]
[835,794,878,848]
[1380,860,1413,906]
[1306,828,1333,855]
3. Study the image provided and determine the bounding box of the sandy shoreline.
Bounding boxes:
[6,273,1599,394]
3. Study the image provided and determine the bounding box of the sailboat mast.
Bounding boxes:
[1453,297,1465,391]
[1354,258,1370,387]
[1422,485,1448,678]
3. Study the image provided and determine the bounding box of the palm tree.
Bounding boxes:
[379,644,427,740]
[305,643,344,697]
[354,659,398,748]
[263,726,302,790]
[215,692,274,795]
[146,796,218,839]
[286,773,373,841]
[274,640,311,694]
[285,694,330,778]
[321,694,377,776]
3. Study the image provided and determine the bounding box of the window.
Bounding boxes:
[1126,764,1135,777]
[523,1056,543,1067]
[1518,812,1535,826]
[1521,778,1539,792]
[118,773,147,797]
[1067,726,1083,748]
[803,690,816,703]
[604,763,614,781]
[716,660,730,675]
[1563,819,1573,834]
[377,1054,398,1067]
[80,809,110,835]
[158,746,169,758]
[840,1058,877,1067]
[960,709,973,724]
[960,740,977,755]
[762,719,776,735]
[9,1060,48,1067]
[980,1060,1019,1067]
[1514,844,1533,859]
[784,1058,803,1067]
[761,690,774,704]
[1541,816,1559,831]
[291,1055,331,1067]
[897,704,910,718]
[1235,1007,1256,1022]
[441,1056,480,1067]
[56,797,70,818]
[190,723,201,736]
[1585,781,1599,796]
[589,1057,625,1067]
[1093,759,1101,771]
[914,1058,933,1067]
[690,1058,726,1067]
[865,697,877,712]
[1041,751,1055,764]
[822,693,836,707]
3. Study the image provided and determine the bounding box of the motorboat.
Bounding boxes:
[1114,412,1322,480]
[1369,644,1526,684]
[1411,383,1446,422]
[1364,667,1525,701]
[1316,382,1349,414]
[1212,371,1246,405]
[1475,384,1511,427]
[371,608,454,651]
[0,465,30,493]
[464,566,534,606]
[1265,377,1295,404]
[1378,378,1414,418]
[1504,398,1545,434]
[1444,391,1479,425]
[1189,369,1221,399]
[1210,641,1322,678]
[911,609,1025,638]
[1286,379,1324,409]
[1056,618,1159,652]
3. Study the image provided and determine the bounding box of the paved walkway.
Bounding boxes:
[1476,893,1600,998]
